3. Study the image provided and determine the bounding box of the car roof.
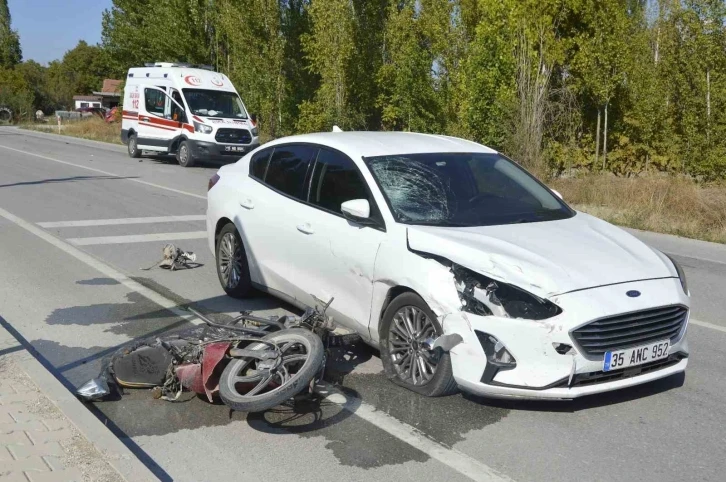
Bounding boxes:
[263,131,498,158]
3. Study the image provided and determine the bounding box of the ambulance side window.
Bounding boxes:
[144,89,166,117]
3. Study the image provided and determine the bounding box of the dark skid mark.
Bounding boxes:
[93,389,248,437]
[248,396,429,468]
[341,373,510,447]
[76,277,121,286]
[0,175,138,188]
[131,276,279,319]
[44,291,187,337]
[29,339,111,385]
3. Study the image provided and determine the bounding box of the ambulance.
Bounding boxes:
[121,63,259,167]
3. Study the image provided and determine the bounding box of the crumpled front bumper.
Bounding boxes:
[445,277,690,400]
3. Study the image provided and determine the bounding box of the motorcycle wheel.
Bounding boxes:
[219,329,324,413]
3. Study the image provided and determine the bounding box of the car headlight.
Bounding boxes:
[666,254,689,296]
[251,126,259,137]
[452,264,562,320]
[193,121,212,134]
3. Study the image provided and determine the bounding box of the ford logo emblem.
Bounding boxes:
[626,290,641,298]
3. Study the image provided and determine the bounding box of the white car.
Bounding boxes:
[206,132,690,400]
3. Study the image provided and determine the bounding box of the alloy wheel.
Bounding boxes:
[388,306,439,385]
[218,232,242,289]
[179,145,189,165]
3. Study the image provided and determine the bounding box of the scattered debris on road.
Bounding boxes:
[140,243,199,271]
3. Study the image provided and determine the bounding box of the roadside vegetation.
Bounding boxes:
[553,175,726,244]
[22,117,122,145]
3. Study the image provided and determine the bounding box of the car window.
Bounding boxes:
[249,148,272,180]
[264,145,316,199]
[144,88,166,116]
[309,149,369,214]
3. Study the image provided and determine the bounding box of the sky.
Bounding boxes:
[7,0,113,65]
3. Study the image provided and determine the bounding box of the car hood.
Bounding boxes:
[406,212,676,299]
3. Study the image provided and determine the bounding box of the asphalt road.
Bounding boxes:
[1,126,724,482]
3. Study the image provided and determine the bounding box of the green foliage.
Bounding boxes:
[102,0,215,74]
[5,0,726,179]
[0,66,32,120]
[0,0,21,68]
[297,0,360,131]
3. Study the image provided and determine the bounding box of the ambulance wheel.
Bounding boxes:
[177,140,195,167]
[127,134,141,158]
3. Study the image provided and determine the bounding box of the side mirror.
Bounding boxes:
[250,113,258,125]
[341,199,370,221]
[551,189,563,200]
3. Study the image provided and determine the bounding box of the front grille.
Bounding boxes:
[215,128,252,144]
[571,305,688,357]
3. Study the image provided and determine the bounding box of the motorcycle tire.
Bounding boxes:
[219,328,324,413]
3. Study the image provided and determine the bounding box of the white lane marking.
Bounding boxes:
[0,204,513,482]
[68,231,207,246]
[690,318,726,334]
[39,215,206,228]
[0,144,206,200]
[0,206,201,326]
[678,254,726,266]
[317,383,512,482]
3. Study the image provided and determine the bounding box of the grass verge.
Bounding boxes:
[551,174,726,245]
[22,117,123,145]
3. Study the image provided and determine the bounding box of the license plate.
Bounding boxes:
[603,340,670,372]
[224,146,245,152]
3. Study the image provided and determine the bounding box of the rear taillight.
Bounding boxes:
[208,173,220,191]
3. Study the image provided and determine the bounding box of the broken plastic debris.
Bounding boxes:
[141,244,198,271]
[77,377,110,401]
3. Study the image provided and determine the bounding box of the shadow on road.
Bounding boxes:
[465,371,686,412]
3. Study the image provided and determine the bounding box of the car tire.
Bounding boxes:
[380,292,458,397]
[216,223,252,298]
[177,140,195,167]
[127,133,141,158]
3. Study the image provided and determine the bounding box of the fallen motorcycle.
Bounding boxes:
[78,297,351,413]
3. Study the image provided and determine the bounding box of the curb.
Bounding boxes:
[0,321,159,481]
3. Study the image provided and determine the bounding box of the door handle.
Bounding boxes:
[296,223,314,235]
[239,198,254,210]
[140,116,150,122]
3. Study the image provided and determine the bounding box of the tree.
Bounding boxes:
[15,60,55,112]
[377,0,440,132]
[297,0,359,131]
[102,0,215,74]
[216,0,286,136]
[570,0,632,171]
[0,66,32,120]
[43,41,112,108]
[0,0,21,68]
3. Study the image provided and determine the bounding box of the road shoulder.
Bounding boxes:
[0,319,158,481]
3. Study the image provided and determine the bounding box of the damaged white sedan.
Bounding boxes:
[206,132,689,400]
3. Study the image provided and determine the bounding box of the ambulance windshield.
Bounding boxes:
[182,89,248,119]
